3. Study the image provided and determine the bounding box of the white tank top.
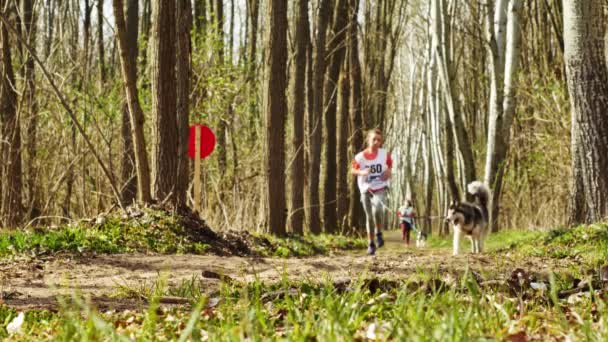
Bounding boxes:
[354,148,389,193]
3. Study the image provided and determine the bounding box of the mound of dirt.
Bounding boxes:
[104,203,271,257]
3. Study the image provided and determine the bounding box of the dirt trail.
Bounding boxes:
[0,230,576,311]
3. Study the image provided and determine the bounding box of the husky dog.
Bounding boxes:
[415,230,427,248]
[446,181,490,255]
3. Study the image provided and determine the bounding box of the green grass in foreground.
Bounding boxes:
[2,271,608,341]
[0,209,366,258]
[421,228,544,252]
[419,223,608,267]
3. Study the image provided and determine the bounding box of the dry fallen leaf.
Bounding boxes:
[507,331,528,342]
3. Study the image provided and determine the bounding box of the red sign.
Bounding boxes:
[188,124,215,159]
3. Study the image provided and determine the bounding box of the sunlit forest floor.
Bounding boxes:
[1,210,607,340]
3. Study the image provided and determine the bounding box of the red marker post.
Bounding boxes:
[188,124,215,214]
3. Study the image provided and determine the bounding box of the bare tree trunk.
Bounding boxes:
[307,0,332,234]
[176,0,193,207]
[113,0,152,203]
[120,101,137,204]
[139,0,152,68]
[347,0,365,232]
[423,136,434,236]
[444,108,460,201]
[194,0,207,33]
[564,0,608,224]
[323,0,348,233]
[337,61,351,231]
[431,0,477,199]
[0,3,23,227]
[45,0,55,59]
[484,0,523,231]
[247,0,259,81]
[216,0,224,60]
[215,0,227,182]
[290,0,310,235]
[150,0,178,204]
[265,0,288,236]
[63,0,78,218]
[119,0,139,204]
[97,0,106,83]
[304,21,314,229]
[229,0,234,61]
[22,0,41,219]
[246,0,260,140]
[83,0,92,71]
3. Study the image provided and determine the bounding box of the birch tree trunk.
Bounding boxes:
[431,0,477,199]
[484,0,523,231]
[563,0,608,224]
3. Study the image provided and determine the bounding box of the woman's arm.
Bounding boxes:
[352,167,369,176]
[381,167,391,180]
[351,159,369,176]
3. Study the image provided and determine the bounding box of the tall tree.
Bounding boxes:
[176,0,193,206]
[215,0,227,178]
[322,0,348,233]
[62,0,78,218]
[265,0,288,236]
[97,0,106,83]
[113,0,152,203]
[564,0,608,224]
[83,0,92,70]
[194,0,207,33]
[150,0,178,203]
[289,0,310,235]
[347,0,365,231]
[483,0,523,231]
[363,0,407,127]
[336,61,350,230]
[307,0,332,234]
[139,0,152,68]
[246,0,260,140]
[44,0,55,58]
[431,0,476,200]
[0,0,22,227]
[22,0,40,219]
[119,0,139,204]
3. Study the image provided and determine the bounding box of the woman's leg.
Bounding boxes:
[370,191,386,247]
[360,192,376,254]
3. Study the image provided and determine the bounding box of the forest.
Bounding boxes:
[1,0,608,340]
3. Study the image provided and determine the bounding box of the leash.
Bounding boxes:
[369,191,447,234]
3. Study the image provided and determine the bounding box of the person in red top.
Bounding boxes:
[397,199,416,246]
[351,129,392,255]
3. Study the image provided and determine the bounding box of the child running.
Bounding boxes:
[351,129,392,255]
[397,199,416,246]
